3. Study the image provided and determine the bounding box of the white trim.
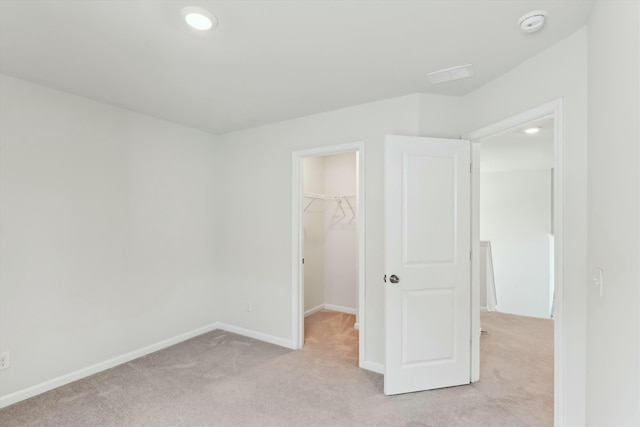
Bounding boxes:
[465,100,557,141]
[324,304,357,315]
[0,322,218,409]
[552,102,565,427]
[471,141,481,383]
[291,141,367,368]
[354,323,360,330]
[356,146,366,368]
[360,360,384,374]
[305,304,357,317]
[465,99,564,425]
[304,304,325,317]
[292,150,303,350]
[214,323,295,349]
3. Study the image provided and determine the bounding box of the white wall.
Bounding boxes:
[480,169,552,318]
[323,153,357,311]
[462,28,588,425]
[0,75,221,399]
[217,93,462,366]
[302,156,325,312]
[418,93,464,138]
[586,1,640,425]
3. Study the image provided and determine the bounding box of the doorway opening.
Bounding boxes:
[291,141,365,367]
[479,116,556,423]
[479,115,555,319]
[303,151,358,353]
[468,99,563,425]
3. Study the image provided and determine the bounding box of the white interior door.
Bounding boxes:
[384,135,471,395]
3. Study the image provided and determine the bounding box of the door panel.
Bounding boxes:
[402,288,455,364]
[404,154,456,264]
[384,135,471,395]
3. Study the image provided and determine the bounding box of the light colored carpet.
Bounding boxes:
[0,310,553,426]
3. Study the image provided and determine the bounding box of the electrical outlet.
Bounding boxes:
[0,352,9,370]
[245,301,252,312]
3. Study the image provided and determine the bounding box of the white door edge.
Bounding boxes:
[291,141,367,368]
[464,99,564,426]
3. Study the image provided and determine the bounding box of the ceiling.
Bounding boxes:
[0,1,593,134]
[480,116,554,173]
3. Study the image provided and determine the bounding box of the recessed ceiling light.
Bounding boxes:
[181,7,218,31]
[427,64,474,85]
[186,13,212,30]
[524,126,541,134]
[519,10,548,33]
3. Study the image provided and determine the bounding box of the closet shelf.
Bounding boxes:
[303,192,355,200]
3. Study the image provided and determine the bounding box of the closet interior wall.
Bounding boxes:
[303,153,357,317]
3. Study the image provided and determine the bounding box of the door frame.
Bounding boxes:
[291,141,366,366]
[465,99,563,425]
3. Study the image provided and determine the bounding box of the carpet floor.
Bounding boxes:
[0,310,553,426]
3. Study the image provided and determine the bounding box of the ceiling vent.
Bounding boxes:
[427,64,474,85]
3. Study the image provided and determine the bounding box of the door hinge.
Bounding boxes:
[383,274,387,283]
[302,258,305,264]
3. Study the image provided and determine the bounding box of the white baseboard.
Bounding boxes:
[360,360,384,374]
[323,304,357,315]
[0,321,299,409]
[214,322,295,350]
[304,304,357,317]
[304,304,325,317]
[0,322,218,409]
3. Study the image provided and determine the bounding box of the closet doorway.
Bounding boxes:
[291,142,365,366]
[303,152,357,316]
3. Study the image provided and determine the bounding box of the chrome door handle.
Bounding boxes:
[389,274,400,284]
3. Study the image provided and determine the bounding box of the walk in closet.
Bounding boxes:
[302,152,358,320]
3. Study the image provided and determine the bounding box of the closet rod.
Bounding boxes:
[303,192,356,216]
